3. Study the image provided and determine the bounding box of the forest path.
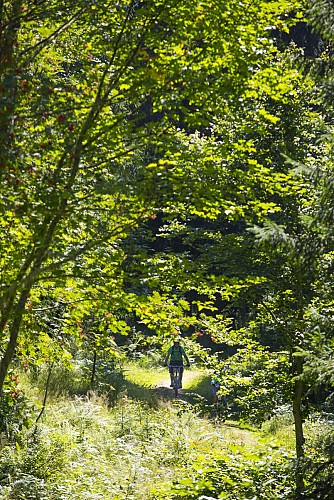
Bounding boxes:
[154,368,209,402]
[124,363,212,406]
[156,368,204,387]
[123,363,263,450]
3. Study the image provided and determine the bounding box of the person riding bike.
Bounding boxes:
[164,336,190,388]
[211,370,221,404]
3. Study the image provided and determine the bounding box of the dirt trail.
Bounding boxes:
[124,365,261,452]
[154,369,209,405]
[154,373,261,450]
[156,369,200,388]
[124,364,211,406]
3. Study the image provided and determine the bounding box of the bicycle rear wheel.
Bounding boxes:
[172,371,179,397]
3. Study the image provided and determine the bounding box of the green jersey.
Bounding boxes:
[168,345,186,364]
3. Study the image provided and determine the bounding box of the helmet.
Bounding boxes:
[174,334,182,343]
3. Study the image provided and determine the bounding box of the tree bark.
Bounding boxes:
[91,350,97,386]
[0,0,22,175]
[292,354,305,498]
[0,287,30,393]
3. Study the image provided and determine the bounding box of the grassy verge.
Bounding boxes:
[2,361,330,499]
[0,388,270,500]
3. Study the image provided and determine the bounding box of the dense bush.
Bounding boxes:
[152,447,295,499]
[303,417,334,499]
[0,431,70,499]
[28,358,126,403]
[215,348,291,427]
[0,374,35,445]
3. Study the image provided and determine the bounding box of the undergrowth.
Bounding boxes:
[0,362,333,499]
[0,393,232,499]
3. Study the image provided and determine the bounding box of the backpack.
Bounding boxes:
[170,345,183,362]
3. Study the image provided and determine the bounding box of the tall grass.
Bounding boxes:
[0,390,234,499]
[1,361,332,499]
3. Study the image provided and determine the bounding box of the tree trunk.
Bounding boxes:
[91,350,97,386]
[0,287,30,393]
[0,0,22,174]
[292,354,305,498]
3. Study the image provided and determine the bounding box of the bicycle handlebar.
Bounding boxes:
[167,364,190,368]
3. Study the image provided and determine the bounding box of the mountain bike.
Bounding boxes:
[169,365,182,397]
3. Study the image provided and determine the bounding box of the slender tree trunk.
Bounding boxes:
[0,0,22,176]
[0,287,30,393]
[33,362,53,433]
[292,354,305,498]
[0,296,15,341]
[91,350,97,386]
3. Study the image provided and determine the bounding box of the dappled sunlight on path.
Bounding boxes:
[154,369,212,407]
[156,368,208,390]
[123,364,263,453]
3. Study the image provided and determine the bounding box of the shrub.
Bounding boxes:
[0,432,69,480]
[302,418,334,499]
[27,359,125,403]
[0,475,51,500]
[152,448,295,500]
[0,374,35,445]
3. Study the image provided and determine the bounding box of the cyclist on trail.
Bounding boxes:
[211,364,230,405]
[211,370,221,404]
[164,336,190,388]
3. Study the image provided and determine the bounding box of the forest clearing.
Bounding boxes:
[0,357,332,499]
[0,360,300,499]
